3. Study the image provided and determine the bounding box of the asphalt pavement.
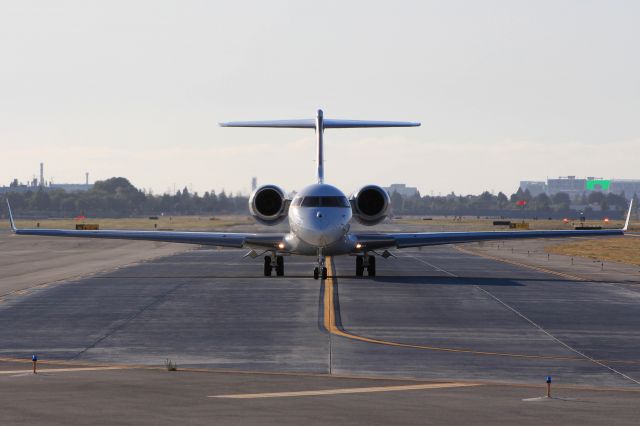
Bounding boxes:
[1,244,640,424]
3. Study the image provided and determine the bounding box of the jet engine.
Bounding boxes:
[249,185,289,225]
[351,185,391,225]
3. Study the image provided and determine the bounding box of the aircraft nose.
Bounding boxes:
[298,210,343,247]
[314,210,328,227]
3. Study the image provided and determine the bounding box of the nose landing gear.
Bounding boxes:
[313,249,328,280]
[313,266,327,280]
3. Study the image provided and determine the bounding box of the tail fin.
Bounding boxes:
[220,109,421,184]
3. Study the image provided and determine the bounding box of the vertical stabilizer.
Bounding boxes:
[316,109,324,183]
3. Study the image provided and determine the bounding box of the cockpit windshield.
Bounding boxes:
[292,196,350,208]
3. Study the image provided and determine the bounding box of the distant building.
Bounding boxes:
[385,183,419,198]
[547,176,588,198]
[519,181,546,197]
[609,180,640,198]
[0,182,36,194]
[0,163,93,194]
[518,176,640,200]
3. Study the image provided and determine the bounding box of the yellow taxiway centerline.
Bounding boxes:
[322,257,640,365]
[210,382,479,399]
[323,257,575,360]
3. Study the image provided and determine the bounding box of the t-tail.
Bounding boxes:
[220,109,421,184]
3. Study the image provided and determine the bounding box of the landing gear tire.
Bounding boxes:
[355,256,364,277]
[264,256,272,277]
[322,267,328,280]
[368,256,376,277]
[276,256,284,276]
[313,267,319,280]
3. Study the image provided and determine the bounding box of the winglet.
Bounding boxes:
[623,199,633,232]
[6,199,17,232]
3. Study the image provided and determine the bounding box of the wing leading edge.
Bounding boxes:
[356,200,633,250]
[5,201,284,249]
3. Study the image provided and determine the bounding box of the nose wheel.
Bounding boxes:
[313,249,327,280]
[314,266,328,280]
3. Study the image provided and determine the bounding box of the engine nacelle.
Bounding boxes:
[351,185,391,226]
[249,185,289,225]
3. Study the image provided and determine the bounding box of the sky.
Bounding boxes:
[1,0,638,196]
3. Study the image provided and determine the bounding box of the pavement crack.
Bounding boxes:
[71,281,188,360]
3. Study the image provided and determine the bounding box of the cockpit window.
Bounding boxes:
[291,197,303,206]
[297,196,349,208]
[301,196,321,207]
[321,196,350,207]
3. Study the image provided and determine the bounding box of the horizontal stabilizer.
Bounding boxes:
[219,118,420,129]
[220,119,316,128]
[323,119,420,128]
[220,109,420,184]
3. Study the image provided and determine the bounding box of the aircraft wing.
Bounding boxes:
[6,201,284,250]
[355,228,625,250]
[355,201,633,250]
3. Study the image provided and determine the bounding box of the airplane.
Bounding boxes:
[5,109,633,280]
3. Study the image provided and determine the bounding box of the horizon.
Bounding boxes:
[1,1,638,196]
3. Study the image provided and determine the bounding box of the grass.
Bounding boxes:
[0,215,256,231]
[392,216,637,232]
[546,237,640,266]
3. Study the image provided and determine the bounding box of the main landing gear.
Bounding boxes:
[263,253,284,277]
[355,253,376,277]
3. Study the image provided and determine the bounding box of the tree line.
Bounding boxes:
[2,177,248,218]
[390,188,635,219]
[1,177,636,219]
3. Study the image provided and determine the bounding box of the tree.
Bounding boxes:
[390,191,404,212]
[531,193,550,211]
[587,191,606,206]
[552,192,570,205]
[497,192,509,209]
[606,192,627,211]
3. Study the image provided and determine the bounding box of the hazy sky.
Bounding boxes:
[1,1,638,196]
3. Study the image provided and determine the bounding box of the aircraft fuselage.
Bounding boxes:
[286,183,356,256]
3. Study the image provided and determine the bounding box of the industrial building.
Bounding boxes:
[0,163,93,194]
[384,183,420,198]
[519,176,640,200]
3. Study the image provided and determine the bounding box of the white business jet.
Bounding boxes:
[6,110,632,279]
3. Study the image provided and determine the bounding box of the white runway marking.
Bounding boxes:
[210,382,479,399]
[407,252,640,387]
